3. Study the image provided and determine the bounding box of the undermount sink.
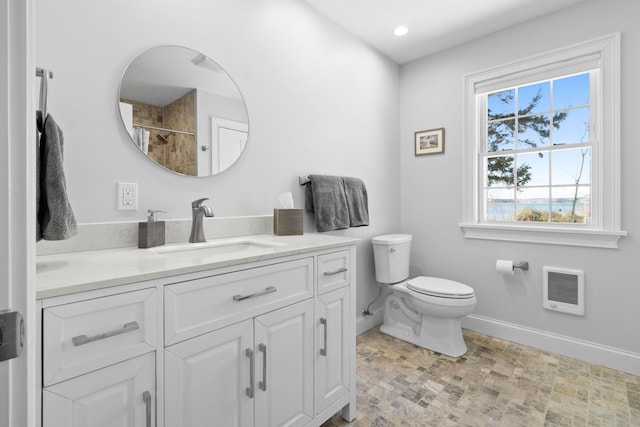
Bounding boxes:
[149,238,286,257]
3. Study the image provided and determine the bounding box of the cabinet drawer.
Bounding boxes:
[165,257,314,346]
[317,251,350,294]
[43,352,155,427]
[42,288,156,386]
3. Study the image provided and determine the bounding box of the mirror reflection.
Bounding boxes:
[118,46,249,176]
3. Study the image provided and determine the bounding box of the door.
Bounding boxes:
[1,0,36,426]
[164,319,254,427]
[254,299,314,427]
[210,117,248,173]
[42,353,155,427]
[315,287,350,414]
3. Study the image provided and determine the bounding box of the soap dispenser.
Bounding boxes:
[138,209,166,248]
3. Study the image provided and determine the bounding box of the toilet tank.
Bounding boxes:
[371,234,412,284]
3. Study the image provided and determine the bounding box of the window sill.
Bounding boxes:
[459,223,627,249]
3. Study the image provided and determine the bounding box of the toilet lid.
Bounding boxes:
[406,276,474,299]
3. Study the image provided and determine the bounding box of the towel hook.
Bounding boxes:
[37,67,51,120]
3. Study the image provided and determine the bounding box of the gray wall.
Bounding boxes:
[399,0,640,356]
[34,0,401,318]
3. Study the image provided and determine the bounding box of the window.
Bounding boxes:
[461,33,625,248]
[484,73,592,224]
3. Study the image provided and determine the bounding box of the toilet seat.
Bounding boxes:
[406,276,474,299]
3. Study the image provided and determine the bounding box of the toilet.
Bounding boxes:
[372,234,476,357]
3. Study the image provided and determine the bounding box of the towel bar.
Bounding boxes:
[298,176,310,185]
[36,67,53,79]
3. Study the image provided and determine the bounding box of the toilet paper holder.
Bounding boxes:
[514,261,529,270]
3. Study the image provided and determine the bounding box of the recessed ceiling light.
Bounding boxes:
[394,26,409,37]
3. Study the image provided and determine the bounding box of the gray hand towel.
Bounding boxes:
[36,112,42,241]
[342,176,369,227]
[37,111,77,241]
[305,175,350,232]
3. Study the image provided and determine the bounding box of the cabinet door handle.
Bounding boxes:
[142,390,152,427]
[258,343,267,391]
[233,286,277,301]
[246,348,255,398]
[320,317,328,356]
[323,267,347,276]
[71,321,139,347]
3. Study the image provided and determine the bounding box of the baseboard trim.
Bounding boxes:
[463,314,640,376]
[356,306,384,336]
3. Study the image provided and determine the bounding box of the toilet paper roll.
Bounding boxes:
[496,259,515,276]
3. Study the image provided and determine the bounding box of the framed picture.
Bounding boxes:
[415,127,445,156]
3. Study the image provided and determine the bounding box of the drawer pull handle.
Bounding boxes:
[233,286,277,301]
[258,343,267,391]
[320,317,328,356]
[143,391,152,427]
[71,321,139,347]
[323,267,347,276]
[246,348,255,398]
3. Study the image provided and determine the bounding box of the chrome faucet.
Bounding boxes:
[189,198,215,243]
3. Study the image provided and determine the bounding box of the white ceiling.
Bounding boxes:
[303,0,584,65]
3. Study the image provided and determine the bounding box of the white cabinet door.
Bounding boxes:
[315,287,350,415]
[164,319,254,427]
[42,352,155,427]
[254,299,314,427]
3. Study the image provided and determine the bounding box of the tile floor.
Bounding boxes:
[323,327,640,426]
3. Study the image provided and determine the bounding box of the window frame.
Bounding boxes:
[460,33,625,248]
[481,72,595,225]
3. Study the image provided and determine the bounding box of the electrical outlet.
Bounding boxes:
[118,182,138,210]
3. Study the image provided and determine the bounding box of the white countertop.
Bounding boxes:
[36,233,359,300]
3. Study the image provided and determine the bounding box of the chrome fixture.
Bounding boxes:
[132,123,194,136]
[189,198,214,243]
[156,132,175,145]
[514,261,529,270]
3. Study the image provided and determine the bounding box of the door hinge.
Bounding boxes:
[0,310,24,362]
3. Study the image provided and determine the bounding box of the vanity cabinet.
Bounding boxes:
[315,251,350,416]
[42,352,155,427]
[164,258,315,427]
[40,288,157,427]
[165,299,314,427]
[37,241,356,427]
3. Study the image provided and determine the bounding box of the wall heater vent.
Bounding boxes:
[543,267,585,316]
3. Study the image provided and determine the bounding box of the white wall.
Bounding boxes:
[34,0,400,317]
[400,0,640,359]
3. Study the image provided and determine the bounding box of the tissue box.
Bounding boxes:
[273,209,303,236]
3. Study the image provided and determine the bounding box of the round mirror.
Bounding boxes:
[118,46,249,176]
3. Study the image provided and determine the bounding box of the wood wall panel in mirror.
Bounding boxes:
[118,46,249,177]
